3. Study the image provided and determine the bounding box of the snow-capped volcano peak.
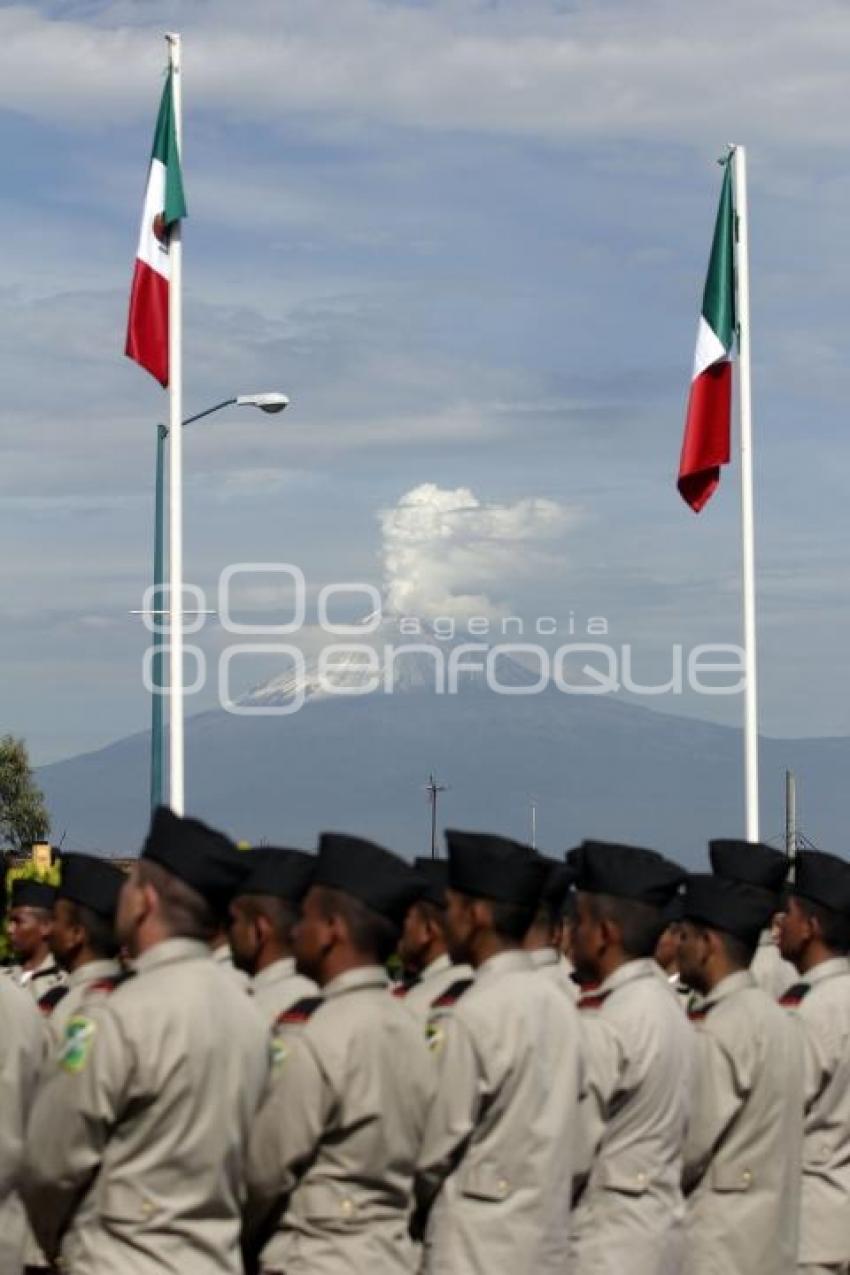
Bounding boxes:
[238,619,544,708]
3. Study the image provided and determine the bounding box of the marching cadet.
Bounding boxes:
[42,853,126,1036]
[394,857,472,1021]
[777,850,850,1274]
[243,832,433,1275]
[0,977,44,1275]
[415,830,582,1274]
[678,871,804,1275]
[523,859,579,1000]
[5,879,65,1001]
[229,847,318,1022]
[568,839,694,1275]
[709,839,797,999]
[21,807,270,1275]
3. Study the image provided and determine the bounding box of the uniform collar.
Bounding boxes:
[134,937,212,975]
[801,955,850,986]
[701,968,754,1008]
[67,958,122,989]
[323,965,387,999]
[212,943,235,965]
[421,952,452,980]
[528,947,560,969]
[596,956,659,996]
[475,949,532,981]
[757,928,777,949]
[253,956,296,988]
[20,951,61,983]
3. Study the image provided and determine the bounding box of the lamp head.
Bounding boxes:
[236,392,289,415]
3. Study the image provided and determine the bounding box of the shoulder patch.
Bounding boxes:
[38,985,69,1016]
[431,978,473,1010]
[779,982,811,1007]
[425,1020,446,1053]
[276,995,323,1026]
[59,1015,97,1074]
[577,990,611,1011]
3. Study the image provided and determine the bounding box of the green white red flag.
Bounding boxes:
[125,71,186,387]
[678,163,736,512]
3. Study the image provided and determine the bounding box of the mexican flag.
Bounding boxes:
[125,71,186,387]
[678,163,735,512]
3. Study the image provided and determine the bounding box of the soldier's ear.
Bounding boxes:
[597,914,621,951]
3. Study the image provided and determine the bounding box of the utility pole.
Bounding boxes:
[785,770,797,880]
[530,797,538,850]
[426,773,448,859]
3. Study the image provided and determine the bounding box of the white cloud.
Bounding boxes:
[3,1,850,147]
[379,480,580,620]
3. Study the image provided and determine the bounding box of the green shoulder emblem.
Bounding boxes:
[60,1015,97,1074]
[270,1034,290,1071]
[425,1021,445,1053]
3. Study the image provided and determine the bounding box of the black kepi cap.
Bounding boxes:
[58,853,124,919]
[709,840,788,894]
[682,873,775,943]
[445,830,549,909]
[789,850,850,913]
[142,806,249,918]
[570,840,684,908]
[314,832,420,927]
[411,858,450,909]
[235,847,315,903]
[10,879,56,911]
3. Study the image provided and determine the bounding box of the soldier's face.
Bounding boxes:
[7,907,52,961]
[676,920,709,992]
[777,896,810,964]
[229,900,260,974]
[397,902,431,971]
[571,893,606,983]
[654,923,680,972]
[50,898,85,970]
[443,889,475,963]
[292,887,333,983]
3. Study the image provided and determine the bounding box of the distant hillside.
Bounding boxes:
[37,644,848,862]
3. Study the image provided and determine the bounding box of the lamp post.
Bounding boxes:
[150,392,289,810]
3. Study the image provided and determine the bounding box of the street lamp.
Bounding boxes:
[150,392,289,809]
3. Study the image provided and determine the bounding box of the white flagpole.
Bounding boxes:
[167,32,185,814]
[731,144,760,840]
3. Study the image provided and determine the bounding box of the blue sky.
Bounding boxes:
[3,0,850,764]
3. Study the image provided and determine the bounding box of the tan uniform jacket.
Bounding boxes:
[245,965,434,1275]
[750,930,797,1000]
[683,969,804,1275]
[251,957,318,1025]
[571,958,695,1275]
[0,978,44,1275]
[41,958,124,1043]
[529,946,580,1001]
[22,938,270,1275]
[396,954,473,1023]
[6,952,66,1004]
[417,949,582,1275]
[784,957,850,1265]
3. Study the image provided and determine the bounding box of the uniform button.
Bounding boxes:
[741,1171,752,1187]
[637,1173,647,1185]
[498,1179,509,1197]
[141,1199,155,1217]
[340,1198,354,1217]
